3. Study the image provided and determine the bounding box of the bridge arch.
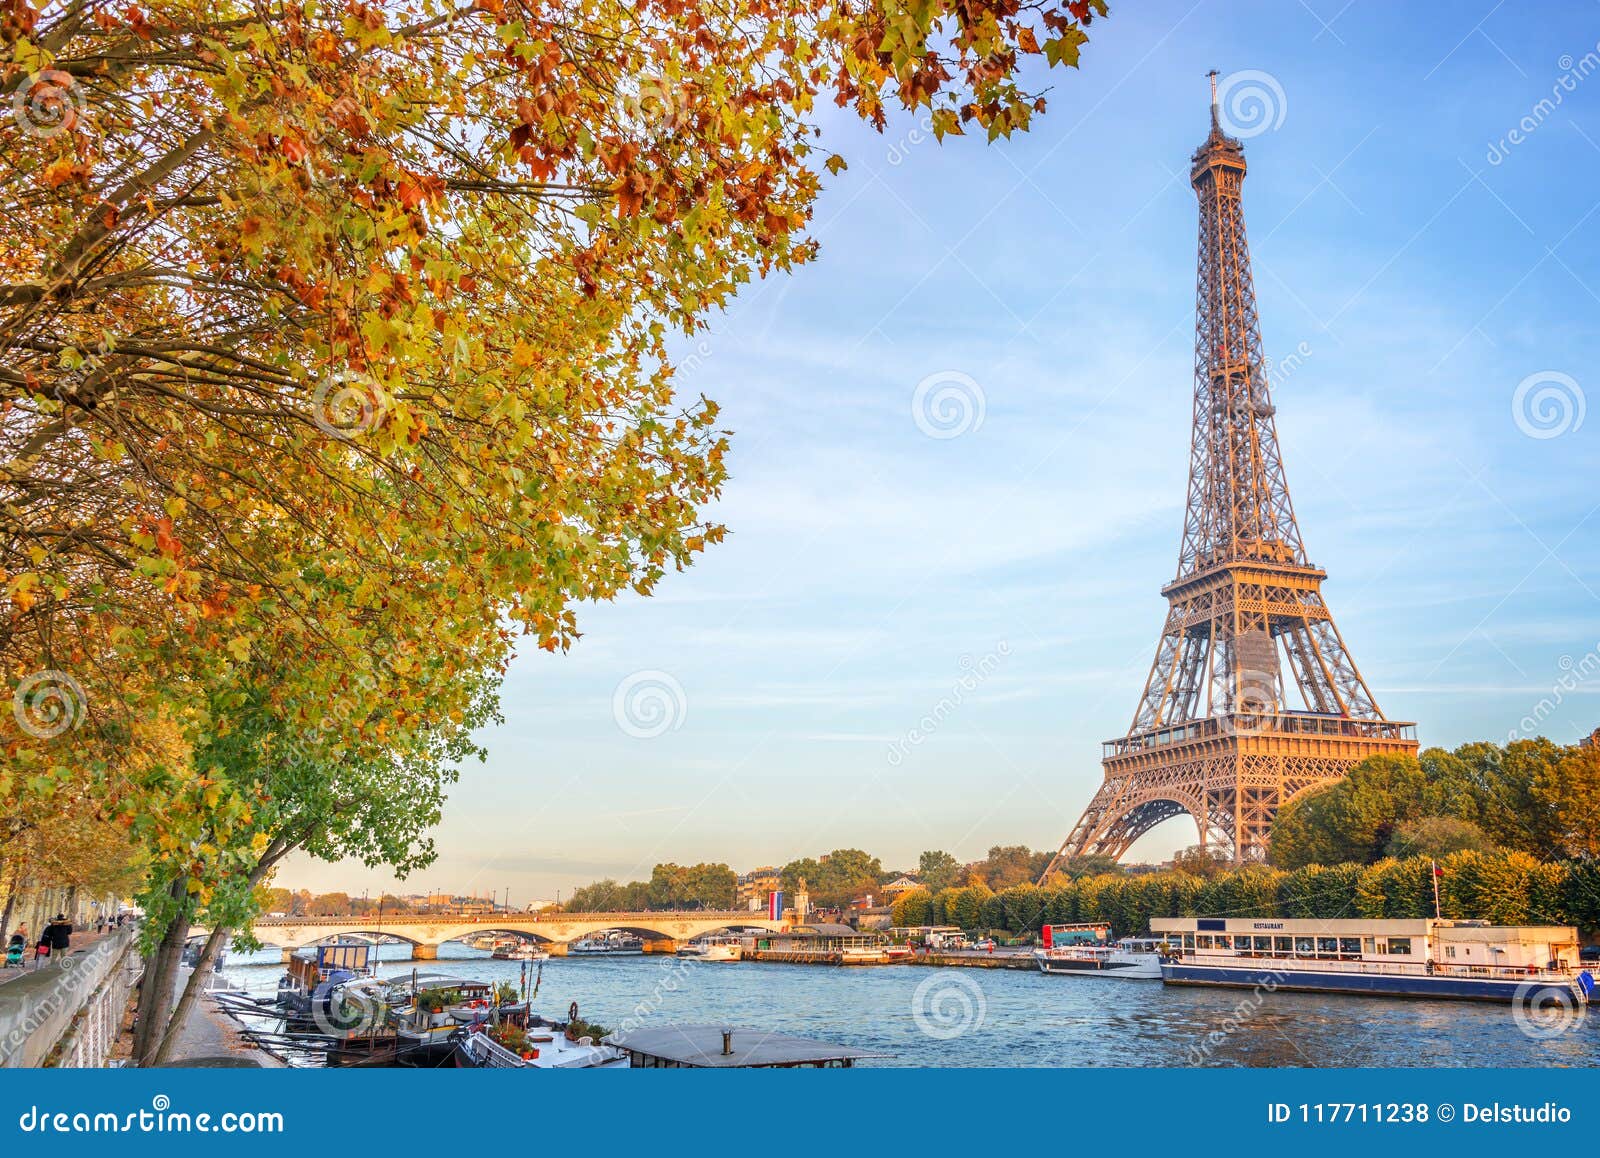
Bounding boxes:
[232,912,790,960]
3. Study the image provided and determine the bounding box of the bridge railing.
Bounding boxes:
[252,910,769,926]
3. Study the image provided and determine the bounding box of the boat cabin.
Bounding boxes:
[1150,918,1584,974]
[604,1025,882,1068]
[1042,922,1112,948]
[286,941,372,991]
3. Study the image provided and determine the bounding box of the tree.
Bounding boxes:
[1531,742,1600,859]
[308,892,352,917]
[780,849,883,907]
[1383,816,1491,861]
[917,850,962,894]
[891,888,934,928]
[1170,845,1230,877]
[1042,854,1120,883]
[946,883,992,930]
[968,845,1051,889]
[3,0,1113,876]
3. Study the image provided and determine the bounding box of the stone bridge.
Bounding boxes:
[210,911,787,960]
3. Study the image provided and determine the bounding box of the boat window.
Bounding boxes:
[1184,934,1195,949]
[1274,937,1293,954]
[1197,935,1213,949]
[1253,936,1272,952]
[1339,938,1361,957]
[1316,937,1338,954]
[1294,937,1315,956]
[1386,937,1412,955]
[1445,946,1456,958]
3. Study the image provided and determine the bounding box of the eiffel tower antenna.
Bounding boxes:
[1041,85,1417,876]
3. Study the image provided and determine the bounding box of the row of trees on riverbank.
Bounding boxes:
[2,0,1111,1065]
[561,864,738,912]
[891,850,1600,939]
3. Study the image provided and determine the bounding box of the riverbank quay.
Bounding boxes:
[0,928,139,1068]
[161,969,281,1069]
[907,949,1037,970]
[0,1066,1591,1154]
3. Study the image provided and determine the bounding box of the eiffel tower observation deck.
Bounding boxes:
[1044,76,1417,873]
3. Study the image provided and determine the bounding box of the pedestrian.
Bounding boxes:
[33,929,50,969]
[45,913,72,960]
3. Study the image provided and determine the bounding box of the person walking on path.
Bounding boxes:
[44,914,72,962]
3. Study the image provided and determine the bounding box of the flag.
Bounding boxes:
[768,889,783,920]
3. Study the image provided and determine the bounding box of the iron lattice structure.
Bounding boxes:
[1043,82,1417,873]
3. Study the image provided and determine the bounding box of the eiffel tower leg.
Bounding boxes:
[1039,779,1202,881]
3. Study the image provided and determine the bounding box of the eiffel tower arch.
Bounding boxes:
[1044,76,1417,873]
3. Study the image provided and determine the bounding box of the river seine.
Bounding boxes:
[222,945,1596,1067]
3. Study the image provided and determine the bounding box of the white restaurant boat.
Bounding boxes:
[1152,917,1595,1005]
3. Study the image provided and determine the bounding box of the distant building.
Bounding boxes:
[880,875,921,901]
[736,866,781,911]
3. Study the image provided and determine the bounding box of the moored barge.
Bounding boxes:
[1152,917,1594,1005]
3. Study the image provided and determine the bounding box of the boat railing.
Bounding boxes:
[1172,949,1576,983]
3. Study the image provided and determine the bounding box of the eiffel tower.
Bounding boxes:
[1043,76,1417,872]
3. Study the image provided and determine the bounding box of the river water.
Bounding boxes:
[221,944,1597,1067]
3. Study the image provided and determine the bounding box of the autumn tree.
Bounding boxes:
[3,0,1114,1062]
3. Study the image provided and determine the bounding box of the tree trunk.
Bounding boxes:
[148,923,227,1067]
[131,877,189,1066]
[0,879,14,946]
[147,838,291,1066]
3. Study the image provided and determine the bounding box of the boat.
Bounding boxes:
[275,941,373,1026]
[452,1008,626,1069]
[675,935,741,962]
[388,975,504,1066]
[1152,917,1596,1005]
[569,931,644,956]
[1033,934,1168,979]
[491,941,549,961]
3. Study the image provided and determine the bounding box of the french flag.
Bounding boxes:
[768,890,783,920]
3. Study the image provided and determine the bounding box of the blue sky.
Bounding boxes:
[291,1,1600,901]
